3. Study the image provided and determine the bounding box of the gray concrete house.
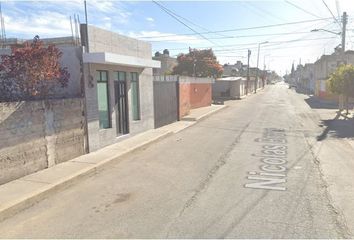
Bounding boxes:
[0,27,160,184]
[213,77,247,100]
[80,24,160,151]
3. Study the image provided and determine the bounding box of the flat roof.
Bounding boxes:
[83,52,161,68]
[216,77,245,81]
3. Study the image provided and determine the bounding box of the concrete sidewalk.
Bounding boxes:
[182,104,227,121]
[312,111,354,236]
[0,103,226,222]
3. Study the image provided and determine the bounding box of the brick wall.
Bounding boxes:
[0,98,85,185]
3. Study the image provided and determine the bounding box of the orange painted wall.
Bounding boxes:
[189,83,212,109]
[179,83,191,119]
[179,83,212,118]
[318,91,339,102]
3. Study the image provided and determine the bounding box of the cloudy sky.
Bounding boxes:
[2,0,354,75]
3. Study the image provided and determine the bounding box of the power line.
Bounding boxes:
[261,16,336,45]
[140,17,332,39]
[212,37,337,52]
[153,22,339,55]
[145,31,316,42]
[155,41,261,51]
[321,0,341,28]
[162,36,337,54]
[335,0,341,21]
[285,1,322,18]
[150,1,228,38]
[152,1,219,46]
[242,2,286,22]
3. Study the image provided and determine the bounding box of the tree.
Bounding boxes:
[327,64,354,114]
[172,48,223,78]
[291,63,295,77]
[0,36,70,102]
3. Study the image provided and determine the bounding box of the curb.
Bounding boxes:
[182,105,228,122]
[0,130,172,223]
[0,103,230,222]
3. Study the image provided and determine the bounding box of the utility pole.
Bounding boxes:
[263,55,266,88]
[341,11,347,55]
[255,43,260,93]
[84,0,89,52]
[339,11,347,111]
[255,41,268,93]
[246,49,251,95]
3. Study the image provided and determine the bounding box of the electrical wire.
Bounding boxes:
[154,36,337,53]
[145,31,319,42]
[242,2,287,22]
[285,0,322,19]
[152,1,220,46]
[151,1,228,38]
[321,0,341,28]
[140,17,332,39]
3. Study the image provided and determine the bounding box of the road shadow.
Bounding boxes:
[304,96,338,110]
[317,111,354,141]
[295,87,313,95]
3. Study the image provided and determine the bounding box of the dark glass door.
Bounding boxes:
[114,72,129,135]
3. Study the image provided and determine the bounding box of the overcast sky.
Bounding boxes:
[2,0,354,75]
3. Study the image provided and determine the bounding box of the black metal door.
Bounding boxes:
[153,80,179,128]
[115,80,129,135]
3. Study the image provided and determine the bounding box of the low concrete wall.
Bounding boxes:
[0,98,85,185]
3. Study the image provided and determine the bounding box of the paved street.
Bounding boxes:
[0,82,352,238]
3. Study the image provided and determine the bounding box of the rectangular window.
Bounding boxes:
[116,71,126,82]
[96,70,111,129]
[131,72,140,120]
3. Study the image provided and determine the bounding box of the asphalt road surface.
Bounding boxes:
[0,82,351,238]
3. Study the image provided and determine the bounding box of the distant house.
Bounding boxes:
[223,60,264,83]
[301,63,315,94]
[223,61,246,77]
[152,49,178,76]
[314,49,354,99]
[213,77,247,100]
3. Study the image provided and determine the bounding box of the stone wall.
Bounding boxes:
[0,98,85,185]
